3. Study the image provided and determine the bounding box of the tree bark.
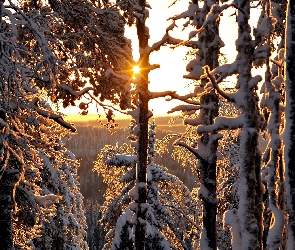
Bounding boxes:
[284,1,295,248]
[236,0,263,248]
[196,0,219,248]
[135,0,149,248]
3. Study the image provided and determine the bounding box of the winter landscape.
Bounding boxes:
[0,0,294,249]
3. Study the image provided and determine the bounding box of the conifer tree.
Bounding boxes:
[94,122,200,249]
[0,1,88,248]
[168,0,223,247]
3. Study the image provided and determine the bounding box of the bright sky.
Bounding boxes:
[64,1,261,119]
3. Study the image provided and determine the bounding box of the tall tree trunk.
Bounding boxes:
[235,0,263,248]
[135,0,149,248]
[0,169,20,250]
[284,1,295,248]
[261,3,284,247]
[196,0,219,248]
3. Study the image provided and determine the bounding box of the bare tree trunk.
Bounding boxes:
[135,0,149,248]
[284,1,295,248]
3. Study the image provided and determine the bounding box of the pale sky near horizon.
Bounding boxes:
[64,1,262,119]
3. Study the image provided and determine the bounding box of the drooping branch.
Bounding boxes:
[163,203,201,230]
[32,98,76,132]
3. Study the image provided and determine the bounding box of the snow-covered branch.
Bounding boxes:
[254,44,270,59]
[57,84,93,98]
[8,1,52,58]
[107,154,137,167]
[175,141,204,160]
[167,104,201,114]
[148,34,169,53]
[205,66,236,102]
[105,68,130,81]
[163,203,200,230]
[32,98,76,132]
[167,92,200,105]
[210,62,238,83]
[173,4,247,47]
[197,115,244,134]
[248,75,262,89]
[148,90,176,100]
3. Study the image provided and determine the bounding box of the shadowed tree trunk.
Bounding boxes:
[235,0,263,248]
[284,1,295,248]
[194,0,219,248]
[135,0,150,248]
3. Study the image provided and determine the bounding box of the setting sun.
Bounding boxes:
[133,65,140,74]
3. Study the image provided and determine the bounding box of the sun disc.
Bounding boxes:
[133,65,140,74]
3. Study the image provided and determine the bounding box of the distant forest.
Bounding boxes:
[65,116,196,205]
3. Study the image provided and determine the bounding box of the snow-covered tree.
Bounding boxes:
[85,200,105,250]
[44,0,134,113]
[32,148,87,249]
[204,6,263,249]
[167,1,224,247]
[255,2,287,249]
[94,122,200,249]
[0,1,88,248]
[284,0,295,248]
[168,0,278,248]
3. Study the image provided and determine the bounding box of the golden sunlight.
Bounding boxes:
[133,65,140,74]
